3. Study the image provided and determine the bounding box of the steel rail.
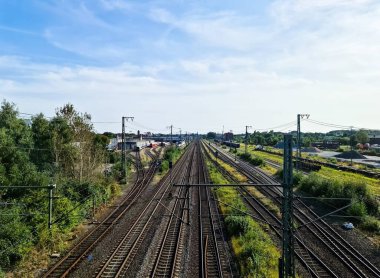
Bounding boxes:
[94,143,195,277]
[150,145,195,277]
[197,141,224,278]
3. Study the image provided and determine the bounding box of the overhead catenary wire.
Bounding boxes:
[303,118,379,131]
[255,121,297,131]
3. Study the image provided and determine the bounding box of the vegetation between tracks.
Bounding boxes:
[276,169,380,234]
[159,146,183,173]
[239,145,380,195]
[204,145,246,182]
[207,160,279,277]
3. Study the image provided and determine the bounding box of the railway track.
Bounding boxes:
[42,149,160,278]
[202,142,333,276]
[204,141,380,278]
[94,143,195,277]
[149,145,195,277]
[203,143,336,277]
[195,142,233,277]
[145,148,156,161]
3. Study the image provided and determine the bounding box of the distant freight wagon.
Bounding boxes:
[213,139,240,149]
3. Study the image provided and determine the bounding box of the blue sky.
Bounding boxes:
[1,0,379,134]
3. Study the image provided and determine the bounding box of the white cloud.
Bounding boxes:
[99,0,132,11]
[2,1,380,132]
[2,54,378,133]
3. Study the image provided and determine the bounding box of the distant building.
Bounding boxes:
[117,139,151,150]
[369,135,380,145]
[23,119,32,127]
[224,132,233,141]
[312,141,340,150]
[107,138,118,150]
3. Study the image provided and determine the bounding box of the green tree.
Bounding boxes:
[206,132,216,139]
[355,130,369,144]
[30,114,54,170]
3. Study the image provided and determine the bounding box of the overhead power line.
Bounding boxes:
[303,119,379,131]
[255,121,297,131]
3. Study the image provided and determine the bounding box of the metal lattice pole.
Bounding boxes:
[282,134,295,278]
[296,114,309,171]
[296,114,301,171]
[245,125,252,155]
[121,116,126,181]
[121,116,134,184]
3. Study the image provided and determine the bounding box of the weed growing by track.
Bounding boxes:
[159,146,183,173]
[296,172,380,234]
[207,160,279,277]
[204,146,246,182]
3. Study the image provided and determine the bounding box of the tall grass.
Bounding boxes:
[207,160,279,277]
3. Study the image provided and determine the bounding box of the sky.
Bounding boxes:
[0,0,379,134]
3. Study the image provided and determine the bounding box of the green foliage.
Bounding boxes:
[225,216,251,236]
[0,207,33,269]
[206,132,217,139]
[160,146,182,173]
[355,129,369,144]
[160,160,169,172]
[360,216,380,234]
[298,173,379,220]
[207,161,279,277]
[0,100,122,271]
[327,157,338,164]
[348,201,367,217]
[238,152,265,166]
[274,169,303,186]
[108,150,120,164]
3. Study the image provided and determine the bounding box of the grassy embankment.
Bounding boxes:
[263,145,380,173]
[204,146,279,277]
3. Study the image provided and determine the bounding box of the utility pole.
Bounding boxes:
[122,116,134,184]
[296,114,310,171]
[48,185,55,229]
[350,126,353,166]
[281,134,295,278]
[245,125,252,155]
[167,125,173,145]
[222,125,224,140]
[179,129,182,142]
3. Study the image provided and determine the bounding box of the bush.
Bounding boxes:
[327,157,338,164]
[238,153,264,166]
[274,169,303,186]
[208,162,279,277]
[160,160,169,172]
[348,201,367,217]
[297,173,379,220]
[360,216,380,234]
[225,216,251,236]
